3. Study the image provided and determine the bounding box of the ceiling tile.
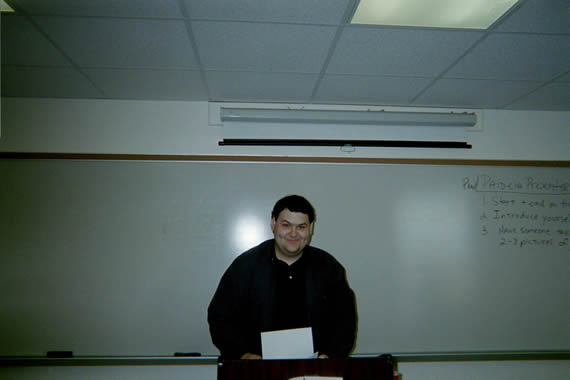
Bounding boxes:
[494,0,570,34]
[415,78,542,109]
[85,69,208,100]
[1,66,103,98]
[0,1,567,110]
[314,75,432,105]
[556,72,570,82]
[327,26,483,76]
[506,82,570,111]
[9,0,183,18]
[206,71,318,102]
[1,15,70,66]
[34,17,199,68]
[193,21,336,73]
[445,33,570,81]
[184,0,351,24]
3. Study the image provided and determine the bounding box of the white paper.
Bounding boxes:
[261,327,314,359]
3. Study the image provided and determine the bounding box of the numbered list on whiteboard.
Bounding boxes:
[463,174,569,249]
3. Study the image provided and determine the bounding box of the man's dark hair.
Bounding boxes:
[271,195,316,223]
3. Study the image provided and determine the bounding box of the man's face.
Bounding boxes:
[271,208,314,263]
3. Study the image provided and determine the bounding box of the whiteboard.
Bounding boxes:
[0,159,568,356]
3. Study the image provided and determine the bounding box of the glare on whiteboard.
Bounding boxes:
[232,215,266,253]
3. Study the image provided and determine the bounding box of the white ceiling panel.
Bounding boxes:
[85,69,207,100]
[8,0,184,18]
[206,71,318,102]
[1,0,569,110]
[494,0,570,34]
[183,0,351,24]
[315,75,433,105]
[506,82,570,111]
[1,66,103,98]
[416,78,543,109]
[326,27,484,76]
[34,17,199,68]
[446,33,570,81]
[556,72,570,82]
[193,21,337,73]
[1,15,70,66]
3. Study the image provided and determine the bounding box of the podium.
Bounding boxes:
[217,356,393,380]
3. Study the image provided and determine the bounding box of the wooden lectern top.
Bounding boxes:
[217,356,393,380]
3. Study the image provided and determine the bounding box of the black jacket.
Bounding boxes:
[207,239,357,359]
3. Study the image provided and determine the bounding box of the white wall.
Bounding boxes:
[1,98,569,160]
[397,360,570,380]
[0,364,217,380]
[1,98,568,380]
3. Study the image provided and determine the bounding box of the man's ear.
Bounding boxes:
[270,217,276,232]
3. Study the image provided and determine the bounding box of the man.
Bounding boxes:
[208,195,357,359]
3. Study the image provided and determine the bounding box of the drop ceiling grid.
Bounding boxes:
[0,0,568,110]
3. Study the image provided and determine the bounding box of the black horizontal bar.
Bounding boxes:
[387,350,570,362]
[0,356,218,367]
[1,351,568,366]
[218,139,472,149]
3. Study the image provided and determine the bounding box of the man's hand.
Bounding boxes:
[240,353,262,359]
[318,354,329,358]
